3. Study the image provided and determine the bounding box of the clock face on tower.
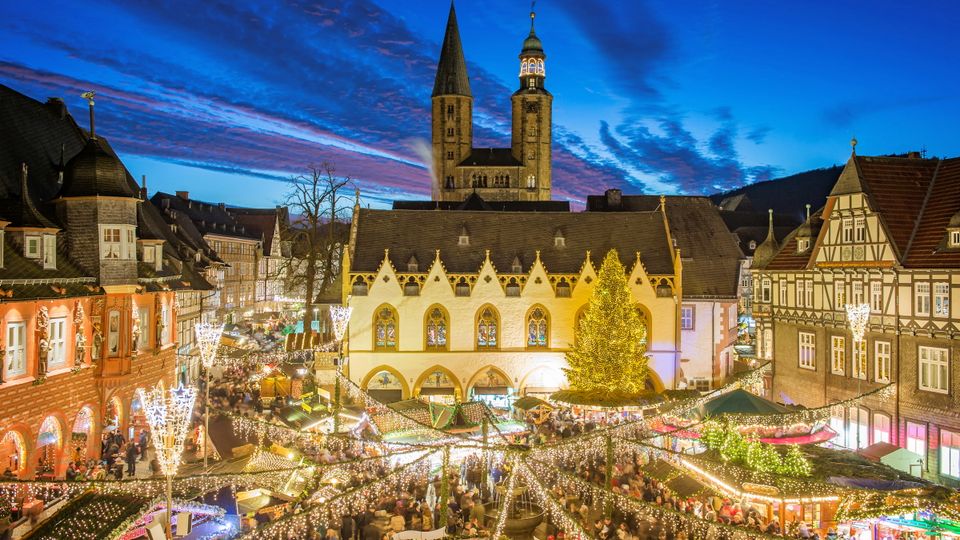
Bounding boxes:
[525,102,539,114]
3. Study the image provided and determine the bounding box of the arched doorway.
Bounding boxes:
[1,430,28,478]
[520,366,566,398]
[128,396,146,441]
[414,367,462,404]
[71,406,96,462]
[467,367,514,410]
[36,416,63,478]
[362,367,408,403]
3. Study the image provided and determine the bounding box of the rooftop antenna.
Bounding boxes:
[921,145,927,159]
[80,91,96,139]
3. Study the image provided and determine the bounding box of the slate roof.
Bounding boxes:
[458,148,522,167]
[0,83,213,292]
[58,137,136,198]
[230,207,288,254]
[432,3,471,98]
[151,192,259,241]
[732,226,794,256]
[586,195,743,298]
[351,208,675,276]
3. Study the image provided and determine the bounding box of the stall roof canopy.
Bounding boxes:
[513,396,552,411]
[699,388,791,417]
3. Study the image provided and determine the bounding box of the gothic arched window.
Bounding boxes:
[424,306,448,351]
[526,306,548,348]
[477,306,499,349]
[374,306,398,350]
[526,174,537,188]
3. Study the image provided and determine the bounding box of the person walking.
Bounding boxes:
[125,442,137,477]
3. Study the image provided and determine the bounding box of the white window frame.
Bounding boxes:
[842,218,854,243]
[916,282,931,316]
[143,244,155,263]
[870,281,883,313]
[854,217,866,242]
[852,338,867,380]
[138,306,150,350]
[47,317,66,369]
[831,336,845,375]
[873,412,891,445]
[680,306,695,330]
[42,234,56,270]
[796,279,804,307]
[99,224,136,260]
[906,421,927,465]
[834,279,846,310]
[799,332,816,370]
[779,280,787,306]
[107,310,121,357]
[805,279,814,308]
[875,340,891,383]
[918,345,949,394]
[951,230,960,247]
[934,282,950,317]
[797,238,810,252]
[760,278,771,303]
[5,321,26,378]
[847,406,869,449]
[161,304,171,345]
[942,430,960,478]
[25,235,40,259]
[852,281,864,305]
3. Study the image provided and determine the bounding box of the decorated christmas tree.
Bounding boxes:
[563,249,649,396]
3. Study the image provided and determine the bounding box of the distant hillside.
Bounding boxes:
[711,165,843,223]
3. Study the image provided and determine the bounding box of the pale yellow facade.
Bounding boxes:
[343,248,683,402]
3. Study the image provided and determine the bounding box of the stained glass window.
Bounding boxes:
[425,307,448,350]
[375,306,397,350]
[527,307,548,348]
[477,307,498,348]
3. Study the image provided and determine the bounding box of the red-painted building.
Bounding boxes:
[0,85,213,479]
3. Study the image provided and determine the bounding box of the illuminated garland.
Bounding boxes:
[110,499,226,540]
[489,455,519,540]
[711,383,894,428]
[515,459,591,540]
[526,457,783,540]
[240,450,437,539]
[836,488,960,522]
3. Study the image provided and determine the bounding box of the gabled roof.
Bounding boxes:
[586,195,743,298]
[151,192,259,241]
[432,3,471,98]
[393,196,569,212]
[761,209,824,271]
[230,206,289,254]
[352,208,675,275]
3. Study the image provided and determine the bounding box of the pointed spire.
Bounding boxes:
[432,2,471,97]
[850,136,858,156]
[766,209,776,241]
[805,203,811,222]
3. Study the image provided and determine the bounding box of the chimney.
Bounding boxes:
[176,191,190,200]
[140,175,148,200]
[44,98,67,120]
[605,189,622,209]
[907,151,921,159]
[218,202,225,210]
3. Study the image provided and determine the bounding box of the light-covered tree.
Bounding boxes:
[564,249,649,394]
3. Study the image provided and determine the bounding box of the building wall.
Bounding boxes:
[205,234,259,320]
[346,251,682,398]
[679,300,738,390]
[0,291,178,479]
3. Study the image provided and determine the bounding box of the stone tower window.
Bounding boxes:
[445,175,455,189]
[526,175,536,189]
[446,104,455,119]
[446,151,454,160]
[446,128,454,137]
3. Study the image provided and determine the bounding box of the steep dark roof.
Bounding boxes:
[458,148,522,167]
[905,158,960,268]
[762,210,824,271]
[432,3,471,98]
[711,165,843,225]
[58,137,136,198]
[732,225,794,256]
[3,166,58,229]
[521,13,545,57]
[352,209,674,276]
[230,207,288,254]
[586,195,743,298]
[151,192,259,241]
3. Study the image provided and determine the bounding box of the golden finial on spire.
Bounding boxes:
[851,136,858,155]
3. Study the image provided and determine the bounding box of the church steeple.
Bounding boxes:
[518,6,546,90]
[432,3,471,98]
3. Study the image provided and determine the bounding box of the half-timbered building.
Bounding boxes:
[752,149,960,484]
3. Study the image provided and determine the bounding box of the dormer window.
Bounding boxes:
[554,229,565,248]
[24,235,40,259]
[797,238,810,252]
[748,240,757,250]
[951,230,960,247]
[458,225,469,246]
[511,256,523,274]
[407,255,419,272]
[42,234,56,270]
[144,245,155,263]
[99,225,136,260]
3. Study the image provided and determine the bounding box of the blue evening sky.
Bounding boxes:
[2,0,958,207]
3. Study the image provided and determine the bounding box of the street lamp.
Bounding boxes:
[195,323,223,469]
[138,382,197,540]
[329,305,352,434]
[846,302,870,450]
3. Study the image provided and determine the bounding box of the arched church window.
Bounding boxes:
[403,277,420,296]
[506,278,521,297]
[374,306,398,350]
[527,307,548,348]
[352,276,368,296]
[477,307,499,349]
[527,175,537,189]
[636,306,650,347]
[556,279,571,298]
[455,278,470,297]
[425,307,448,351]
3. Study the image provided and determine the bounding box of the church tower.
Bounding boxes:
[431,3,473,198]
[511,8,552,201]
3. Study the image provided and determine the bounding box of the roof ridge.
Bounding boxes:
[903,158,942,260]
